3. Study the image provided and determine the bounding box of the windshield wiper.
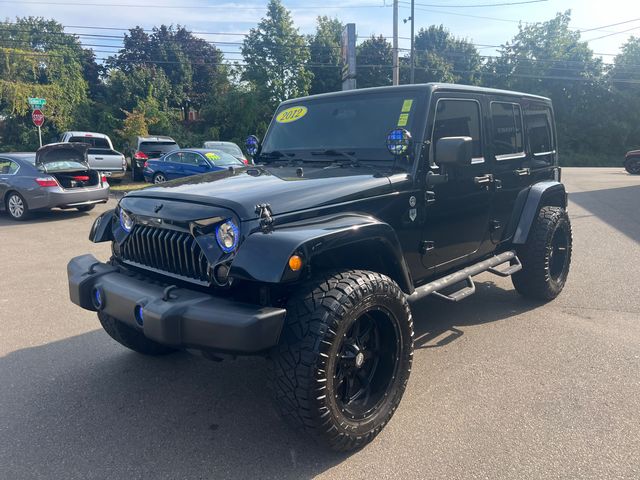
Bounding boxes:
[310,149,358,164]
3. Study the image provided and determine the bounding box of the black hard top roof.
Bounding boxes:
[280,82,551,105]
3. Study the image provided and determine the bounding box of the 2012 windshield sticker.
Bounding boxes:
[276,106,308,123]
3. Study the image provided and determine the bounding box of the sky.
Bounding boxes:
[1,0,639,65]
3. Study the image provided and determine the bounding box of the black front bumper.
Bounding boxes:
[67,254,286,354]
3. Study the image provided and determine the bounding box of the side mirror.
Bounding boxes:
[434,136,473,167]
[245,135,260,157]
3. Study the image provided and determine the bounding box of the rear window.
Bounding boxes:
[69,136,110,148]
[140,141,179,155]
[526,105,555,157]
[491,102,524,158]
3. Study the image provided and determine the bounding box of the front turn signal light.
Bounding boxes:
[288,254,303,272]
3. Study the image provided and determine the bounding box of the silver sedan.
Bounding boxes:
[0,144,109,221]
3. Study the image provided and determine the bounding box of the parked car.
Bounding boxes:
[1,143,109,220]
[59,131,126,182]
[68,83,572,451]
[624,150,640,174]
[202,141,249,164]
[130,136,179,181]
[143,149,244,183]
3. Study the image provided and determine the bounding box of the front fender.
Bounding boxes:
[89,208,115,243]
[230,213,414,293]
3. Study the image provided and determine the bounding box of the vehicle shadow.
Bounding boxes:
[0,280,538,479]
[0,330,347,480]
[0,208,91,226]
[569,185,640,244]
[410,279,543,349]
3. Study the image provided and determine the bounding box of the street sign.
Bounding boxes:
[28,97,46,108]
[32,109,45,127]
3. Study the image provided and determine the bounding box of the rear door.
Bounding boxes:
[421,93,495,273]
[161,152,183,180]
[0,158,20,201]
[522,102,557,183]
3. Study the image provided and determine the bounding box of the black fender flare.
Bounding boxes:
[230,213,414,294]
[510,181,567,245]
[89,208,115,243]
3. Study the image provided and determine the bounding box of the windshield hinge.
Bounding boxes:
[255,203,274,233]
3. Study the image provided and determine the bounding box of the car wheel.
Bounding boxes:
[98,312,177,356]
[76,205,95,212]
[624,156,640,175]
[512,206,572,300]
[270,270,414,451]
[153,173,166,184]
[5,191,30,221]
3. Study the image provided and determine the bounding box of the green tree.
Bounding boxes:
[241,0,312,107]
[308,16,343,94]
[403,25,481,84]
[356,35,393,88]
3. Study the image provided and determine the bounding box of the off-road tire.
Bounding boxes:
[98,312,177,355]
[624,156,640,175]
[270,270,414,451]
[512,206,572,300]
[76,205,95,212]
[5,191,30,221]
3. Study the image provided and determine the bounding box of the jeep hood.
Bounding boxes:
[124,167,392,220]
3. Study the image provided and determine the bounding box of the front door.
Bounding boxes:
[421,95,494,273]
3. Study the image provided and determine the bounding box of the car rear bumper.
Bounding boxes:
[67,254,287,354]
[29,186,110,210]
[101,169,126,179]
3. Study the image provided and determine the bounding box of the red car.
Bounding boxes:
[624,150,640,175]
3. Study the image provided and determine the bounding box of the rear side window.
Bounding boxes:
[0,159,19,174]
[491,102,524,159]
[432,99,483,162]
[526,104,555,157]
[69,136,110,149]
[140,141,179,155]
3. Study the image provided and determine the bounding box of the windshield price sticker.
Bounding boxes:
[397,113,409,127]
[206,152,220,160]
[401,99,413,112]
[397,98,413,127]
[276,106,308,124]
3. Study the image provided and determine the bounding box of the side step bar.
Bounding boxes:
[409,251,522,302]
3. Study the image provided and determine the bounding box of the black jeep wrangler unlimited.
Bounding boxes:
[68,83,572,451]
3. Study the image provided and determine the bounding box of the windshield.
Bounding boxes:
[204,150,243,166]
[261,91,424,163]
[203,142,243,157]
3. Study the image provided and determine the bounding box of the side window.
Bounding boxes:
[432,99,483,163]
[181,152,200,166]
[491,102,524,159]
[0,159,19,175]
[165,152,180,163]
[525,104,555,159]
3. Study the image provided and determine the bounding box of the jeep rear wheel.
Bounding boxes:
[512,206,572,300]
[98,312,177,356]
[270,270,414,451]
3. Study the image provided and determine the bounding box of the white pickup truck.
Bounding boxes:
[59,131,127,182]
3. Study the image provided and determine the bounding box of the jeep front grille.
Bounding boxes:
[120,225,210,283]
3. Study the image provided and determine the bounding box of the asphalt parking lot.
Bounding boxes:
[1,167,638,479]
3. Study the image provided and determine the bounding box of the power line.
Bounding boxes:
[410,0,547,7]
[585,25,640,42]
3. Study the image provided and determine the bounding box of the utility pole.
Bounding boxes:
[393,0,399,85]
[410,0,415,84]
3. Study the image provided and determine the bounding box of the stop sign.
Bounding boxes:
[32,109,45,127]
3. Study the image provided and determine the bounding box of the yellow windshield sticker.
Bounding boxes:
[401,99,413,112]
[276,106,308,124]
[397,113,409,127]
[206,153,220,160]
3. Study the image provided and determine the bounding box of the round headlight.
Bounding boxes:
[386,128,412,156]
[245,135,260,157]
[216,220,239,253]
[119,208,134,233]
